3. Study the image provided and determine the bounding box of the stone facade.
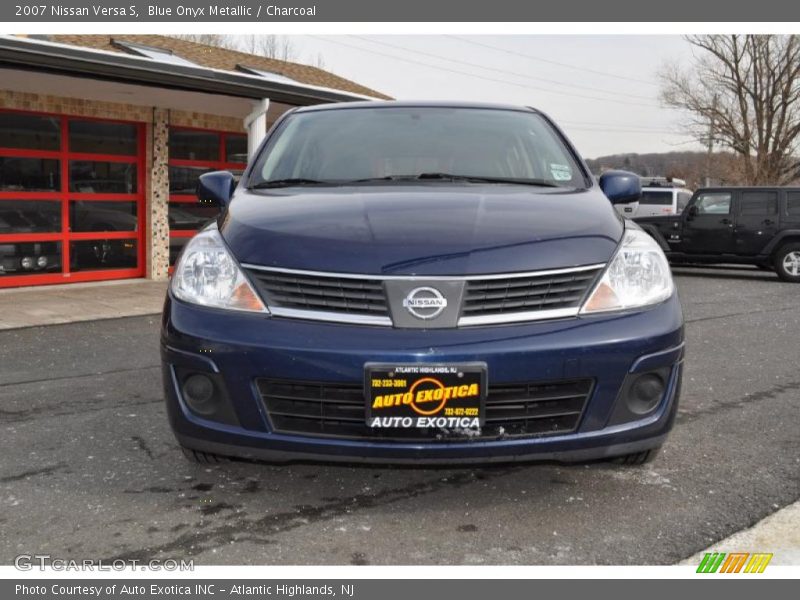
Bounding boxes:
[1,91,247,282]
[148,108,171,280]
[1,90,152,122]
[169,110,245,134]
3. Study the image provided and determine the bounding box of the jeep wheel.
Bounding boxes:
[611,447,660,466]
[180,445,226,464]
[774,244,800,282]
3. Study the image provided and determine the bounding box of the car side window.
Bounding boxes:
[677,192,692,212]
[695,192,732,215]
[785,192,800,216]
[739,191,778,216]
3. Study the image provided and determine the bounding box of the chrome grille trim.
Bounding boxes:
[242,263,605,327]
[241,263,605,281]
[269,307,393,327]
[457,307,579,327]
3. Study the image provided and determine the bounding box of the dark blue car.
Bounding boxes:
[162,101,684,465]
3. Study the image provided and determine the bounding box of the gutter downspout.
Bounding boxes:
[244,98,270,160]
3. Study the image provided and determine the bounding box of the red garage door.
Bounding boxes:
[0,109,146,288]
[167,126,247,266]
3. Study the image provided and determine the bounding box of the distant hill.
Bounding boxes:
[585,151,746,189]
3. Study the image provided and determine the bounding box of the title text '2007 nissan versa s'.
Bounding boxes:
[161,101,684,466]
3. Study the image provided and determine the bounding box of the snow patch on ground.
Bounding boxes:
[608,468,673,487]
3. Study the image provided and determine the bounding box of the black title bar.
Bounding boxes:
[4,0,800,22]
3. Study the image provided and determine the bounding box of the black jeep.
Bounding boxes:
[635,187,800,282]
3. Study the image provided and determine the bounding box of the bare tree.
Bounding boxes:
[311,52,326,70]
[661,35,800,184]
[171,34,235,49]
[170,34,298,62]
[236,35,297,62]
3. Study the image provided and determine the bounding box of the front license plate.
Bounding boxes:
[365,363,487,429]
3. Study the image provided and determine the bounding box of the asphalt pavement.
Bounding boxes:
[1,265,799,565]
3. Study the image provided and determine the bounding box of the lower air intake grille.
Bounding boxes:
[257,378,593,441]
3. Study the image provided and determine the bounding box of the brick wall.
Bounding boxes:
[169,110,245,133]
[1,90,152,122]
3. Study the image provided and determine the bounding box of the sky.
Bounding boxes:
[281,35,699,159]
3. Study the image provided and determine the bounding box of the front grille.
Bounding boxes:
[243,264,604,326]
[246,269,389,316]
[257,378,592,441]
[462,269,602,317]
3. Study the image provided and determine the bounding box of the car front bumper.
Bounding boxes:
[161,291,684,464]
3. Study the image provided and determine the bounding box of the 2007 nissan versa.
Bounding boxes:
[161,101,684,465]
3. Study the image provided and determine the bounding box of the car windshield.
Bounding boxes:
[249,106,587,189]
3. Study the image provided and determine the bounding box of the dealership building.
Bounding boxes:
[0,34,386,288]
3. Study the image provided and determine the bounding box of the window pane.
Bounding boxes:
[70,239,138,271]
[70,201,138,232]
[116,41,199,68]
[169,237,189,266]
[0,157,60,191]
[739,192,777,215]
[0,113,60,151]
[169,202,219,231]
[0,241,62,275]
[69,120,138,156]
[231,169,245,185]
[225,135,248,164]
[787,193,800,216]
[69,161,137,194]
[640,191,672,205]
[696,193,731,215]
[0,200,61,233]
[168,165,213,194]
[169,129,220,161]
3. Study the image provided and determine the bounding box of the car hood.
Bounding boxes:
[220,185,623,276]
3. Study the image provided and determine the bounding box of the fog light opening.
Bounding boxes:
[627,373,666,415]
[182,373,218,416]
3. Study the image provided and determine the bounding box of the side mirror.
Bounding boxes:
[686,205,698,219]
[599,170,641,204]
[197,171,236,209]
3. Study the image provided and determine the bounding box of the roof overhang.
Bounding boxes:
[0,36,375,106]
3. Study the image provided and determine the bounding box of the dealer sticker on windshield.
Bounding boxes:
[365,363,487,429]
[550,163,573,181]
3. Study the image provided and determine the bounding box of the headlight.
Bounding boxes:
[581,228,674,314]
[171,228,268,313]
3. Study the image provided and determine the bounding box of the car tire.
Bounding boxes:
[180,445,226,464]
[611,447,660,466]
[774,243,800,282]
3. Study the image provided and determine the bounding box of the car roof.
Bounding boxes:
[293,100,541,114]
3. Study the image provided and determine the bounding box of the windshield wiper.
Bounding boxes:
[250,178,331,189]
[257,174,567,188]
[342,173,564,187]
[347,175,418,183]
[416,173,562,187]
